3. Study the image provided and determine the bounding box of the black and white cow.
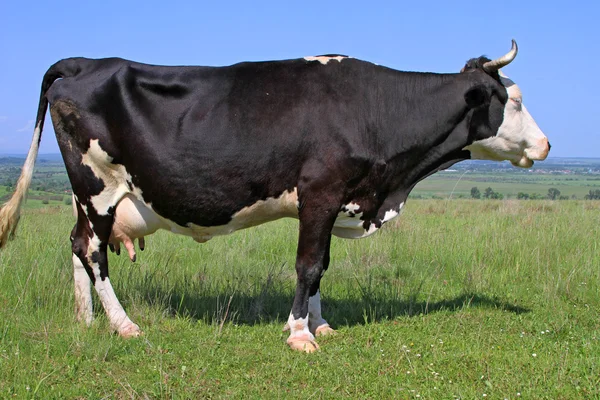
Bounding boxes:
[0,41,549,352]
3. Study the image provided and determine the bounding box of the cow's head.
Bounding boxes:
[461,40,550,168]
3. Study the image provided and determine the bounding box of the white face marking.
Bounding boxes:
[464,74,549,168]
[304,55,348,65]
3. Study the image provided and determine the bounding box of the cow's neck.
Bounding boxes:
[374,71,475,202]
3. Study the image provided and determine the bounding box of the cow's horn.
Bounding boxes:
[483,40,518,73]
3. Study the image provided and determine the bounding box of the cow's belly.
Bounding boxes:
[111,189,300,248]
[109,191,402,257]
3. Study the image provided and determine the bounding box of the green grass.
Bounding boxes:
[414,173,600,199]
[0,200,599,398]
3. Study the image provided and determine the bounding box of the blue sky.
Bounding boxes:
[0,1,598,157]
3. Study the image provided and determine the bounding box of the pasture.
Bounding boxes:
[0,200,599,398]
[416,172,600,199]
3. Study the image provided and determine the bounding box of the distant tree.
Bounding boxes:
[547,188,561,200]
[491,191,504,200]
[584,189,600,200]
[571,194,578,200]
[64,196,73,206]
[483,187,494,199]
[41,198,49,205]
[559,196,569,200]
[471,187,481,199]
[517,192,530,200]
[530,193,544,200]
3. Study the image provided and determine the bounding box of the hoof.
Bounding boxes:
[118,323,142,338]
[287,336,320,353]
[315,324,337,337]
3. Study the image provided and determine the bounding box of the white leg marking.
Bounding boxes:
[94,277,140,337]
[73,254,93,325]
[308,291,335,336]
[87,232,140,337]
[286,313,319,353]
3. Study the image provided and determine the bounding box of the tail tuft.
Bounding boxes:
[0,124,42,248]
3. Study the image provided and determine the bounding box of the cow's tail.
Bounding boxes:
[0,59,79,248]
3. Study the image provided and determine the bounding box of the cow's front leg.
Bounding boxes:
[284,236,336,337]
[287,198,338,352]
[308,290,336,337]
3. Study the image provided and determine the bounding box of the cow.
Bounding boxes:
[0,40,549,352]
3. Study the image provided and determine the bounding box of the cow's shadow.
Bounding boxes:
[134,284,529,328]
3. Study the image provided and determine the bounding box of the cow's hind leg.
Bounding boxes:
[72,200,140,337]
[72,224,93,325]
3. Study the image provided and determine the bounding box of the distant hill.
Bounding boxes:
[0,153,64,162]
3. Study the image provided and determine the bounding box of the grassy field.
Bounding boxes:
[0,200,599,398]
[414,172,600,199]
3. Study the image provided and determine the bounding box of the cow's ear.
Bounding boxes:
[464,84,491,108]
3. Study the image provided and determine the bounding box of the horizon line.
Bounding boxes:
[0,153,599,160]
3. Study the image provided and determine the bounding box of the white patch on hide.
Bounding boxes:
[342,202,360,215]
[382,210,398,222]
[382,201,404,223]
[81,139,134,216]
[112,188,300,244]
[304,55,347,65]
[333,201,405,239]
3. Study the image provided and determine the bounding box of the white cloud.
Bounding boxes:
[16,120,34,132]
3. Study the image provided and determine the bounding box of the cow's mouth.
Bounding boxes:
[511,155,534,168]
